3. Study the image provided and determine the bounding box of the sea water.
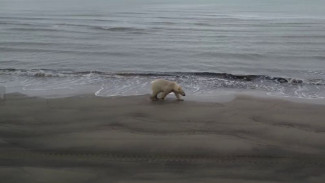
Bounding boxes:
[1,0,325,99]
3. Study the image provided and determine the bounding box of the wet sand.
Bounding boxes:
[0,93,325,183]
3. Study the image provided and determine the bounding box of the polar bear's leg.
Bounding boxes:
[160,91,170,100]
[151,90,160,101]
[174,92,184,101]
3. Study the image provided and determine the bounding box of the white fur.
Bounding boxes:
[150,79,185,101]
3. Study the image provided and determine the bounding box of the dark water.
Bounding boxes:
[1,0,325,99]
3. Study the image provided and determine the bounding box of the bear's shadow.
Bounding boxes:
[150,98,184,104]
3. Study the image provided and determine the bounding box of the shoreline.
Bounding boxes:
[2,88,325,105]
[1,93,325,182]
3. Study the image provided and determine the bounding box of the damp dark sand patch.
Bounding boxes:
[0,94,325,183]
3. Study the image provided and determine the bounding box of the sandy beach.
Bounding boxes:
[0,93,325,183]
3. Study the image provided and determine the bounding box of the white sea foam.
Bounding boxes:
[1,69,325,100]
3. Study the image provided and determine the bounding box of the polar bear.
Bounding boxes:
[150,79,185,101]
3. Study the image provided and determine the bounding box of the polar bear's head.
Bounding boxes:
[176,86,186,96]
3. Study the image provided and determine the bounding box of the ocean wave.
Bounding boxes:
[7,28,60,32]
[92,26,148,33]
[0,21,42,26]
[0,47,137,56]
[1,69,324,99]
[0,16,113,22]
[281,35,325,39]
[1,69,324,86]
[6,27,87,34]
